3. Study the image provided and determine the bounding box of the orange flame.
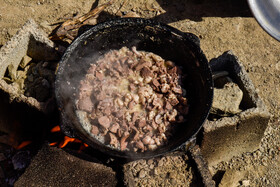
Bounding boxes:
[16,140,32,149]
[51,125,61,132]
[49,125,88,149]
[59,136,82,148]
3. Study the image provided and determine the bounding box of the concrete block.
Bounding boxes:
[200,51,271,167]
[0,19,60,114]
[14,144,117,187]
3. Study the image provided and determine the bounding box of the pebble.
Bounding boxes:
[158,158,164,167]
[12,151,30,170]
[42,62,49,68]
[169,172,176,179]
[138,169,146,178]
[27,74,34,82]
[154,168,159,175]
[160,173,166,178]
[42,79,50,88]
[211,82,243,115]
[170,179,177,185]
[20,55,32,68]
[241,180,250,186]
[147,159,153,165]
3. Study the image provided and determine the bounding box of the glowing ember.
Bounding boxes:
[49,125,88,149]
[59,136,82,148]
[51,125,61,132]
[16,140,32,149]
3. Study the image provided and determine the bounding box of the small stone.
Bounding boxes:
[12,151,30,170]
[169,172,176,179]
[158,158,164,167]
[149,164,154,169]
[211,82,243,115]
[241,180,250,186]
[42,79,50,88]
[40,21,52,31]
[42,62,49,68]
[19,55,32,68]
[147,159,154,165]
[138,169,146,178]
[153,168,159,175]
[27,74,34,82]
[170,179,177,185]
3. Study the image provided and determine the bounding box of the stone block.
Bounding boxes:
[14,144,117,187]
[0,19,60,114]
[200,51,270,167]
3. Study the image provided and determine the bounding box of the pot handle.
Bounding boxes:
[212,71,229,80]
[177,136,197,152]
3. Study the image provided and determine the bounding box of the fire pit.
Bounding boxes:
[0,18,270,187]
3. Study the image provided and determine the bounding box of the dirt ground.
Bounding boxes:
[0,0,279,186]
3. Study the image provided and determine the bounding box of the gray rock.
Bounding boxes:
[211,82,243,115]
[12,151,30,170]
[19,55,32,69]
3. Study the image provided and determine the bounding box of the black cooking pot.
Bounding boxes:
[55,18,213,159]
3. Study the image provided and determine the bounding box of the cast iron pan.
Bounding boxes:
[55,18,213,159]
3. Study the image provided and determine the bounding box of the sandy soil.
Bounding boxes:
[0,0,279,186]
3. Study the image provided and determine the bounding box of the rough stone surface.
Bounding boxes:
[211,82,243,115]
[1,1,280,186]
[219,169,249,187]
[189,146,215,187]
[123,153,203,187]
[212,119,280,186]
[14,144,117,187]
[201,52,271,167]
[0,19,59,114]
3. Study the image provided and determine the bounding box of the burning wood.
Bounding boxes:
[49,0,115,42]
